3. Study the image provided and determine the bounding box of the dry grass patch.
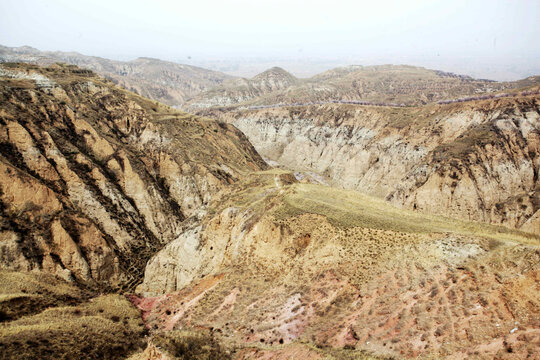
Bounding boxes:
[272,183,539,245]
[0,294,145,360]
[152,329,232,360]
[0,270,89,321]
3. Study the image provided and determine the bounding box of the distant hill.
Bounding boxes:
[185,64,540,110]
[184,66,300,108]
[0,45,234,106]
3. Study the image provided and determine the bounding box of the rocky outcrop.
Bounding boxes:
[221,95,540,234]
[0,63,266,290]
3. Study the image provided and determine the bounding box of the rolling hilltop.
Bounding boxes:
[184,66,300,108]
[185,64,540,111]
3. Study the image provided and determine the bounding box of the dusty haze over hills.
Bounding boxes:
[1,0,539,80]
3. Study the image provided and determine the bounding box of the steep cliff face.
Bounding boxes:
[0,63,266,290]
[388,106,540,233]
[135,171,540,359]
[221,94,540,234]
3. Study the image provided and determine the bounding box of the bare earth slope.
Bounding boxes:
[210,92,540,235]
[0,45,234,106]
[132,171,540,359]
[0,62,266,291]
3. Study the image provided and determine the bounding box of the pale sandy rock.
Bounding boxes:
[49,219,91,280]
[4,121,60,182]
[230,98,540,234]
[76,219,122,283]
[70,116,116,160]
[139,208,347,296]
[137,226,205,296]
[0,231,33,272]
[0,161,62,216]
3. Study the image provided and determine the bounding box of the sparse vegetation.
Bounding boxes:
[0,271,90,321]
[272,183,539,244]
[1,59,539,360]
[152,329,232,359]
[0,271,145,360]
[432,123,502,162]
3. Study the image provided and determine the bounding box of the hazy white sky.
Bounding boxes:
[1,0,539,78]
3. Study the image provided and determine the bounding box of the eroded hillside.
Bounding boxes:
[0,63,266,291]
[185,67,300,109]
[210,93,540,235]
[130,170,539,359]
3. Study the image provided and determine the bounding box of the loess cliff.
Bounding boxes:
[211,93,540,235]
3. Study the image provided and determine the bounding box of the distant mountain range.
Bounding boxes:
[185,64,540,110]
